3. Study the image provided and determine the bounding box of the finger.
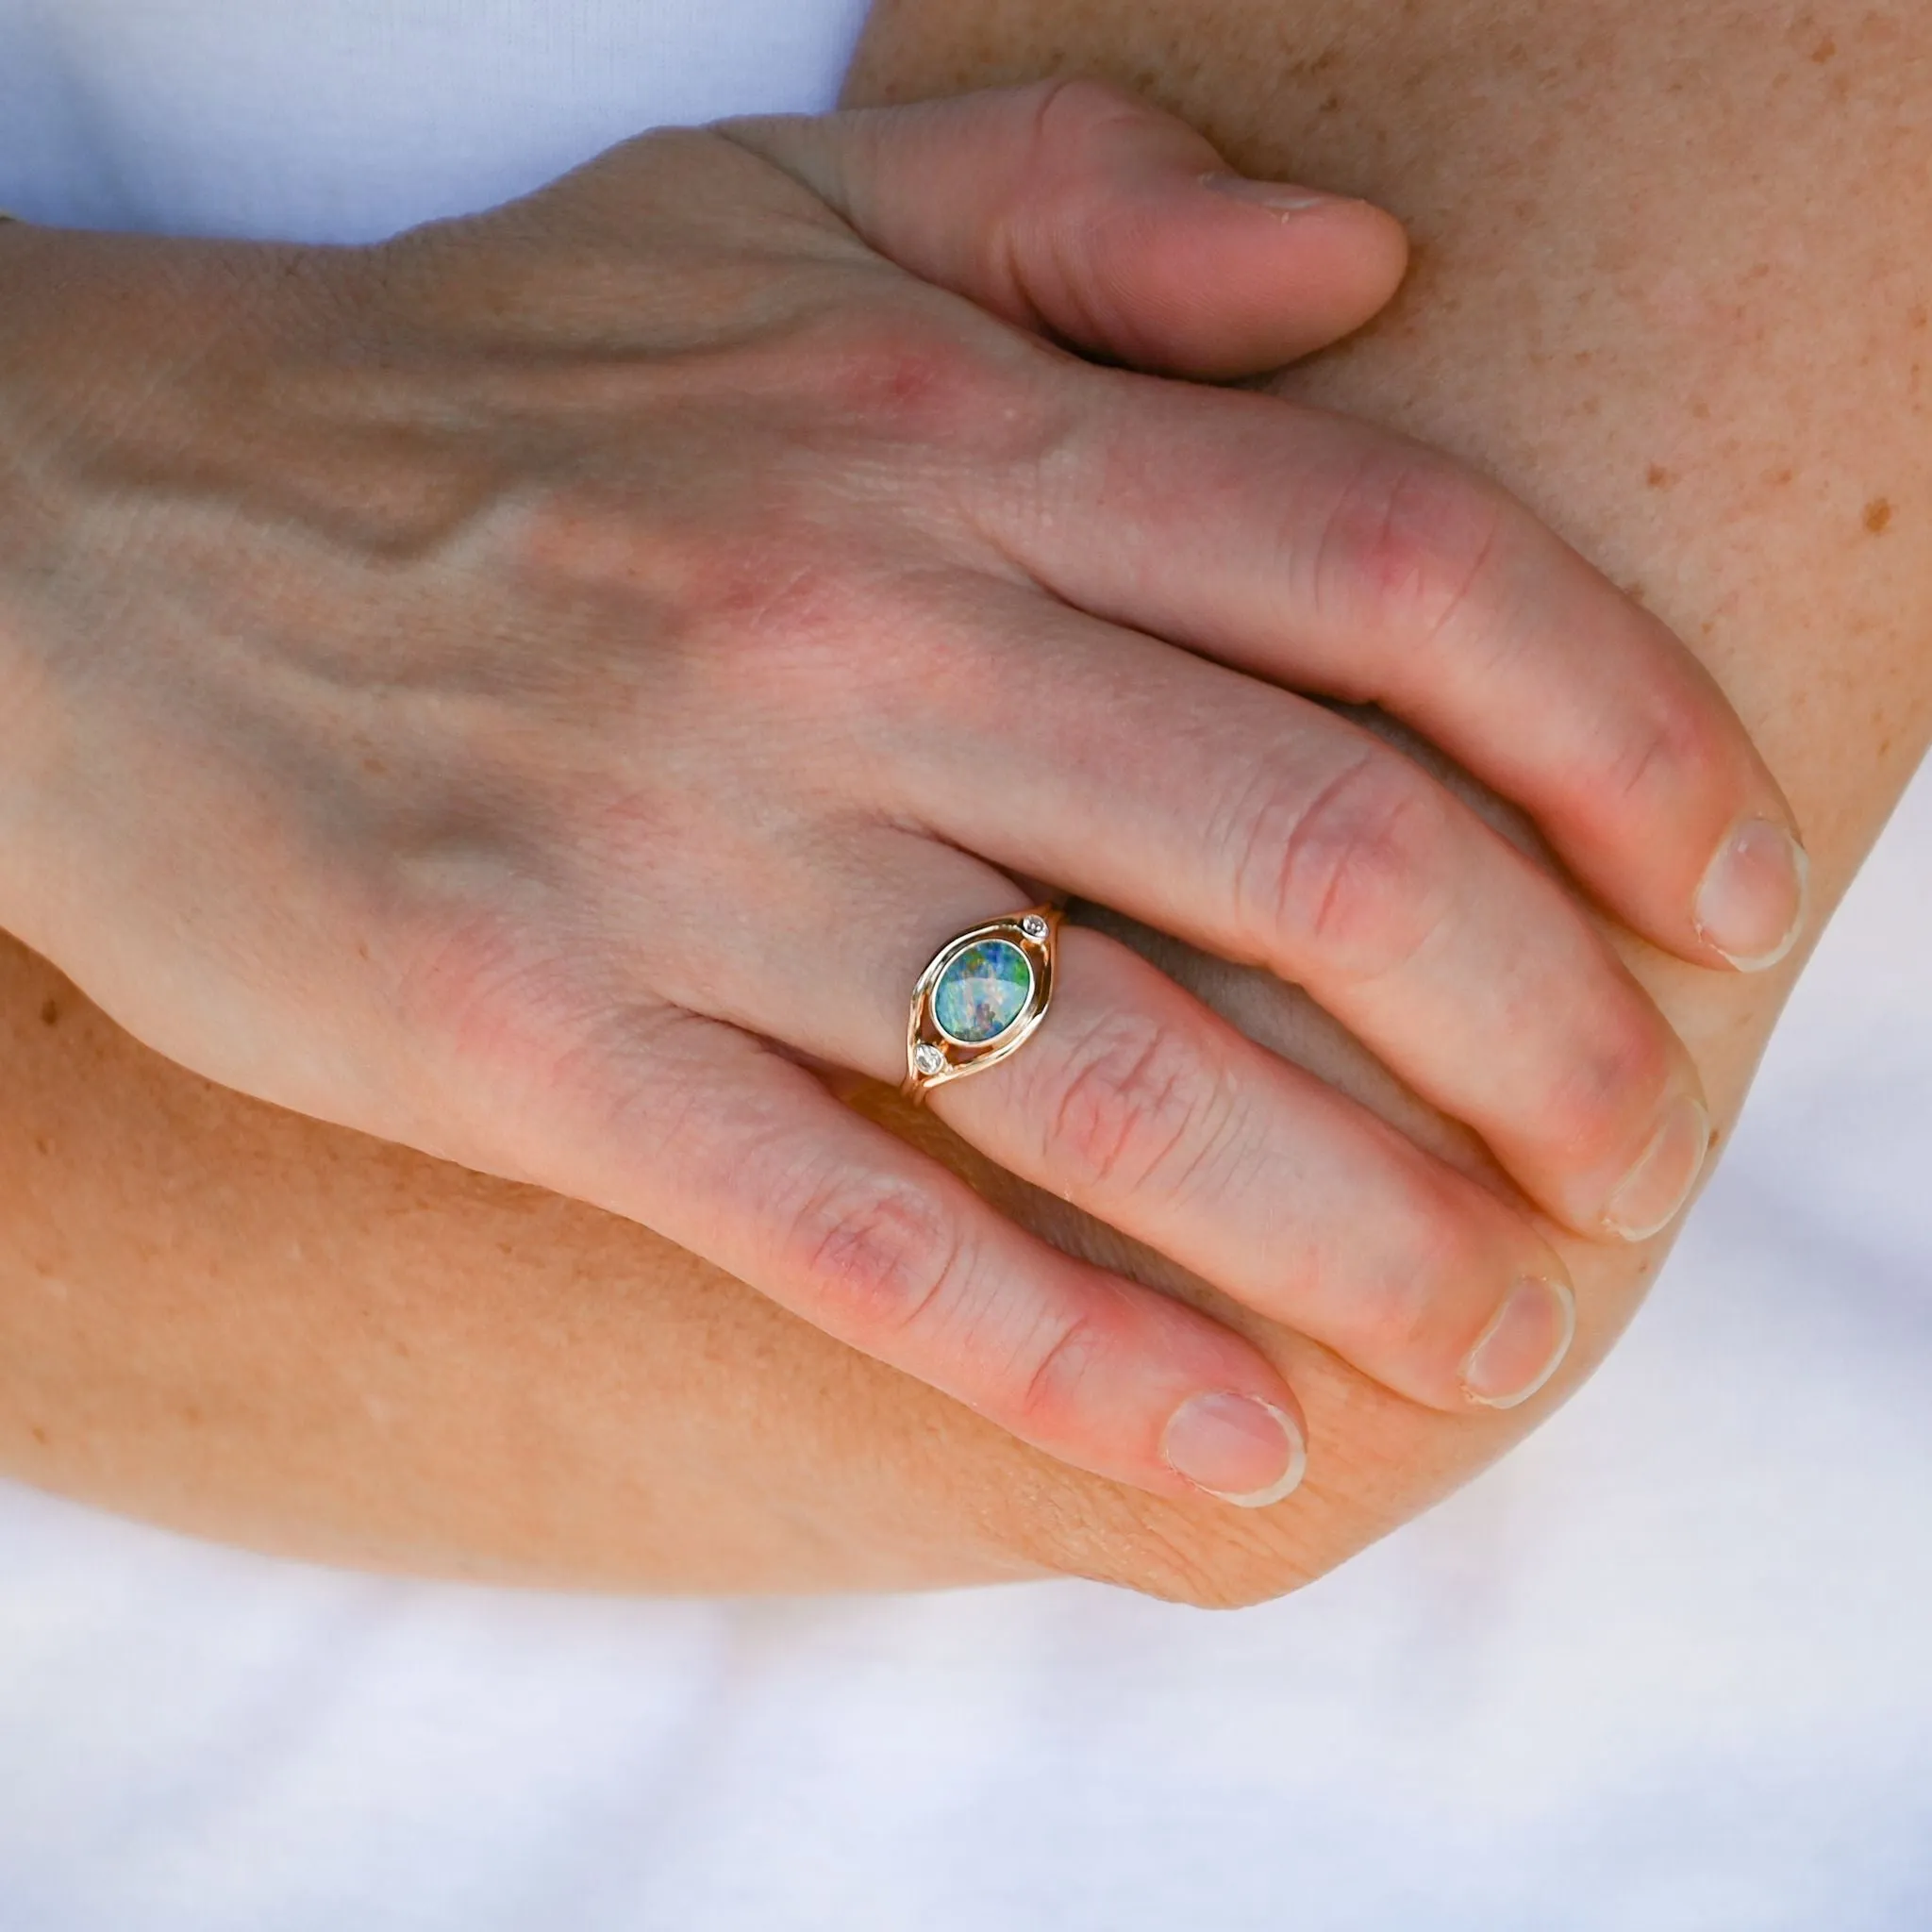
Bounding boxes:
[982,375,1810,974]
[718,77,1408,377]
[942,926,1579,1415]
[669,827,1578,1413]
[866,590,1712,1244]
[483,1003,1310,1509]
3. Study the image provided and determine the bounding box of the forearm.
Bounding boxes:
[831,0,1932,1594]
[6,1,1928,1605]
[0,932,1067,1593]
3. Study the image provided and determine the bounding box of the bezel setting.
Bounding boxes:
[903,906,1060,1102]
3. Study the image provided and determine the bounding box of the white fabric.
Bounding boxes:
[0,0,871,241]
[1,5,1929,1926]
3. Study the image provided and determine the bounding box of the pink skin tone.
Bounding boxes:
[0,83,1803,1510]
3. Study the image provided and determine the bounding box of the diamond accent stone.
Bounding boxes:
[913,1042,947,1077]
[1020,913,1050,941]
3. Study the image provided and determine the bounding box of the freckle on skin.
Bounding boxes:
[1810,34,1837,62]
[1765,466,1794,486]
[1863,496,1892,534]
[39,998,58,1025]
[1646,464,1673,489]
[30,1426,48,1447]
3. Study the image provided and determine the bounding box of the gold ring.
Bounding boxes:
[903,905,1061,1105]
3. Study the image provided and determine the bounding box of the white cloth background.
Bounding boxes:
[0,0,870,240]
[0,4,1928,1926]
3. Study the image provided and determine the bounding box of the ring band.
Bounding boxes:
[903,904,1062,1105]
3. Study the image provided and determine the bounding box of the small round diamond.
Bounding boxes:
[1021,913,1050,941]
[913,1042,947,1077]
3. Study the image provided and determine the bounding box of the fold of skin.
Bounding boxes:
[3,0,1930,1604]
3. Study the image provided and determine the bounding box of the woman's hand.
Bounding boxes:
[0,82,1804,1507]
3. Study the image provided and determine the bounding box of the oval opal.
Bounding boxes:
[932,939,1034,1045]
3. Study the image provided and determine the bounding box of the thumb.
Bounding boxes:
[719,78,1407,379]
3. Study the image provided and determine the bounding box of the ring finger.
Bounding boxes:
[672,824,1579,1416]
[868,588,1712,1245]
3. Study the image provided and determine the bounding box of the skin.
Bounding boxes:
[5,3,1930,1604]
[0,78,1793,1520]
[0,93,1795,1518]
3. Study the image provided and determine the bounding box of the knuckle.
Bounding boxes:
[1589,684,1724,817]
[1009,1307,1110,1437]
[984,77,1158,213]
[1044,1007,1239,1202]
[1314,448,1510,649]
[804,298,1041,451]
[386,899,630,1158]
[391,891,626,1056]
[996,78,1189,357]
[695,539,876,673]
[790,1166,971,1345]
[1348,1181,1486,1361]
[1238,752,1453,980]
[1541,1004,1676,1168]
[601,482,887,699]
[1023,75,1149,149]
[392,898,561,1075]
[498,482,640,596]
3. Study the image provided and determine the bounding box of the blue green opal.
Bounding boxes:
[932,939,1033,1045]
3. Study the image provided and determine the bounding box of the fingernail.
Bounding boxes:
[1162,1391,1307,1507]
[1693,817,1809,971]
[1459,1275,1575,1409]
[1602,1092,1712,1241]
[1199,172,1344,215]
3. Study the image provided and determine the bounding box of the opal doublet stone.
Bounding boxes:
[932,939,1033,1045]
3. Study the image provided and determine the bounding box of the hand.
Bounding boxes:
[0,82,1804,1507]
